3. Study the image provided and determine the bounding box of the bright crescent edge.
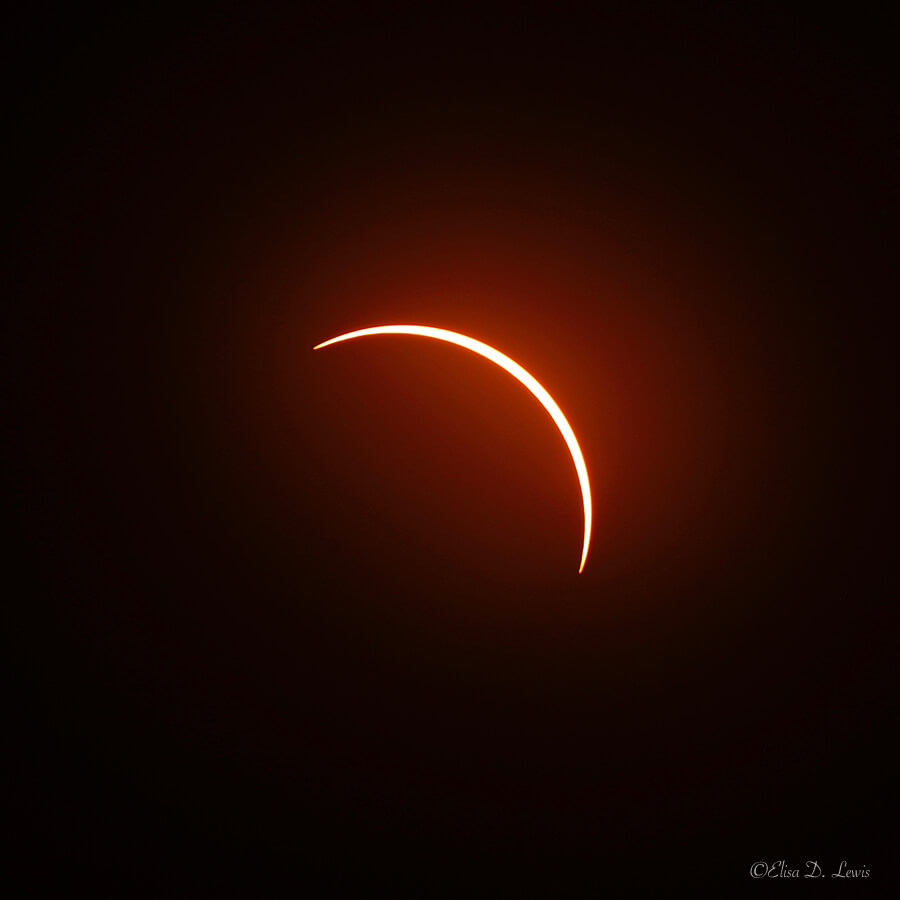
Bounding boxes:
[314,325,592,573]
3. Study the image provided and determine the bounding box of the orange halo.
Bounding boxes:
[314,325,592,573]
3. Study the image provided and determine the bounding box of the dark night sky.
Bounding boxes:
[7,4,897,894]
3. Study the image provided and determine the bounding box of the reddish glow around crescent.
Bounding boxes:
[314,325,592,573]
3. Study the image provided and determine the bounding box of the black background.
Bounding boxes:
[7,4,896,894]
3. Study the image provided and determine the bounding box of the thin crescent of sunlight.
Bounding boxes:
[314,325,592,573]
